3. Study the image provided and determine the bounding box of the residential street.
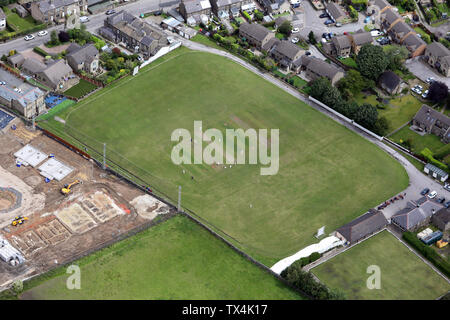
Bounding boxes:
[406,56,450,88]
[0,0,180,57]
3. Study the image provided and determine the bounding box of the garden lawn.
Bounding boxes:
[63,79,98,98]
[42,47,408,265]
[21,216,303,300]
[380,94,424,133]
[191,34,224,51]
[338,57,357,69]
[312,230,450,300]
[390,125,450,156]
[4,8,38,32]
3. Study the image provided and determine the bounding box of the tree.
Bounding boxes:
[384,44,409,71]
[49,30,59,46]
[308,31,317,45]
[58,31,70,43]
[428,81,449,103]
[356,44,389,80]
[354,103,378,129]
[337,69,373,98]
[309,77,333,101]
[254,9,264,21]
[278,20,292,36]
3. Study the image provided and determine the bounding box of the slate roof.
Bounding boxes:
[239,22,272,42]
[413,105,450,130]
[373,0,391,10]
[392,199,443,230]
[7,53,25,67]
[272,40,304,61]
[332,35,351,49]
[378,70,401,91]
[39,60,73,87]
[302,56,343,79]
[37,0,78,13]
[402,33,426,52]
[336,210,387,244]
[66,43,99,65]
[326,2,345,20]
[425,41,450,58]
[262,37,280,51]
[22,58,47,74]
[0,82,44,108]
[389,20,412,39]
[381,8,401,25]
[433,208,450,225]
[351,32,373,46]
[213,0,242,7]
[182,0,211,14]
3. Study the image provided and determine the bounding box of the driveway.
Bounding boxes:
[297,0,369,39]
[405,57,450,88]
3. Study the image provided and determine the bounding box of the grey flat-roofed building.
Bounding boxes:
[423,163,449,182]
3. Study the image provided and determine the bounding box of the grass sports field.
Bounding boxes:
[20,216,302,300]
[41,47,408,265]
[312,231,450,300]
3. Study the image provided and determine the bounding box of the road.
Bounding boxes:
[405,56,450,89]
[0,0,179,57]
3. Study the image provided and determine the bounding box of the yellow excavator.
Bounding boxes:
[61,179,82,196]
[11,216,28,226]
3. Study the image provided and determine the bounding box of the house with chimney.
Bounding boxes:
[239,22,275,50]
[100,10,169,59]
[66,43,100,74]
[179,0,212,22]
[412,105,450,143]
[424,42,450,77]
[31,0,88,24]
[299,55,345,86]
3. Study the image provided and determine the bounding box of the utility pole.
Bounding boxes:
[177,185,182,212]
[103,143,106,170]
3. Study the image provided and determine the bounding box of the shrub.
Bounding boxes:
[420,148,449,172]
[242,10,252,22]
[33,46,50,57]
[58,31,70,43]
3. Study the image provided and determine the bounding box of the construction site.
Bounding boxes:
[0,113,174,290]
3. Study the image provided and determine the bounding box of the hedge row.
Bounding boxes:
[281,261,345,300]
[297,252,321,268]
[0,23,47,42]
[33,46,51,58]
[420,148,449,173]
[402,231,450,278]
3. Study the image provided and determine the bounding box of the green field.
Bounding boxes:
[381,94,425,133]
[41,47,408,265]
[391,125,450,155]
[21,215,302,300]
[64,79,98,98]
[312,231,450,300]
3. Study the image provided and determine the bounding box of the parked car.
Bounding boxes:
[0,81,5,85]
[24,34,35,41]
[335,22,342,27]
[292,27,299,33]
[319,13,329,18]
[422,90,429,99]
[370,30,382,37]
[37,30,48,37]
[428,190,437,199]
[291,37,299,43]
[426,77,435,83]
[437,196,445,204]
[80,16,89,23]
[445,183,450,191]
[105,9,116,15]
[305,51,311,55]
[445,201,450,208]
[328,32,334,38]
[421,188,430,195]
[322,32,328,38]
[324,19,334,25]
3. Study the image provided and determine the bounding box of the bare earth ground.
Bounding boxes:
[0,120,174,289]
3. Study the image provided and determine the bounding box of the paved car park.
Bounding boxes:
[405,57,450,88]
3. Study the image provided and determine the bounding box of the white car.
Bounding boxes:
[370,30,382,37]
[0,81,5,85]
[24,34,35,41]
[422,90,429,98]
[80,16,89,23]
[428,190,437,199]
[426,77,434,83]
[37,30,48,37]
[291,37,299,44]
[292,27,299,33]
